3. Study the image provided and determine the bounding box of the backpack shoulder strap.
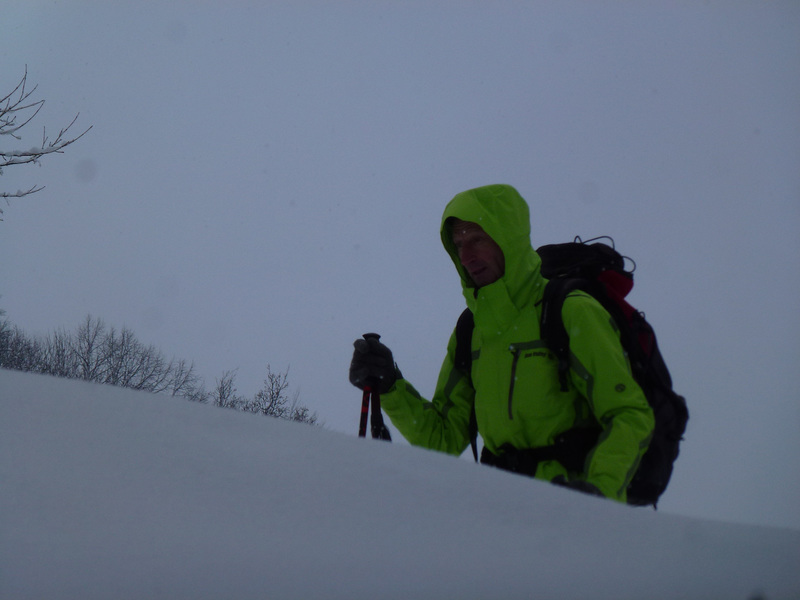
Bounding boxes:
[540,277,602,391]
[454,308,478,461]
[454,308,474,377]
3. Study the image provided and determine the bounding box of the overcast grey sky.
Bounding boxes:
[2,1,799,530]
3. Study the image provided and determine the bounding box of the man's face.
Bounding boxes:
[451,219,505,287]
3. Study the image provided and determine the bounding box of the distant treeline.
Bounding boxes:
[0,314,317,425]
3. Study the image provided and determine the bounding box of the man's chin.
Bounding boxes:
[472,274,501,288]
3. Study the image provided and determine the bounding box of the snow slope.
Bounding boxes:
[2,368,798,600]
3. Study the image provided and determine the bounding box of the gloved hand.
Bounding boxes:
[349,334,399,394]
[552,475,604,498]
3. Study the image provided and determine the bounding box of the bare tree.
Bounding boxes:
[1,66,92,217]
[72,315,106,381]
[0,321,43,372]
[167,358,203,400]
[247,365,318,424]
[101,326,162,390]
[248,365,293,418]
[0,314,317,426]
[1,315,202,399]
[42,327,78,378]
[208,366,318,425]
[208,369,244,409]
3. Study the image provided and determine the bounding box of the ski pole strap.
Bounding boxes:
[369,390,392,441]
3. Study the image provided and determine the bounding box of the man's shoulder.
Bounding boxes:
[561,289,600,308]
[559,289,610,322]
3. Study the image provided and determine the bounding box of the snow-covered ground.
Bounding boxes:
[2,368,798,600]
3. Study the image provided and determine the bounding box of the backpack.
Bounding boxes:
[455,236,688,507]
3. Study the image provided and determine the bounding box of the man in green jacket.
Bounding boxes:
[349,184,654,502]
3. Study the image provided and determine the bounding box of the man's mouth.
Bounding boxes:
[469,266,486,279]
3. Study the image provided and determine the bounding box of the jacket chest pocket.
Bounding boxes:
[506,340,560,421]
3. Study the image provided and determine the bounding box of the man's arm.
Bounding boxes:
[562,293,655,501]
[380,329,475,456]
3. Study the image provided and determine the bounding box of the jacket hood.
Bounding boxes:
[441,184,543,314]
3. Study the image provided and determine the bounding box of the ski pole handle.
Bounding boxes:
[361,333,383,393]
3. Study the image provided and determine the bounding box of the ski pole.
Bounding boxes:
[358,385,371,438]
[369,387,391,441]
[357,333,391,441]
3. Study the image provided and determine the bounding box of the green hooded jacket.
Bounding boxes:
[380,184,655,502]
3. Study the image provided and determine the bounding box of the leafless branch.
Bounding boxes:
[1,66,92,215]
[1,184,44,199]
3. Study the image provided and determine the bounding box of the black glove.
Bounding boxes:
[349,334,399,394]
[552,475,604,498]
